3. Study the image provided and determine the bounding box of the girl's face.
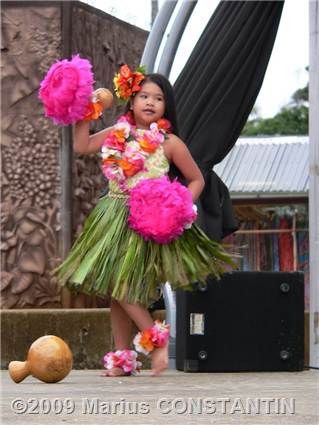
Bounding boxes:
[131,81,165,129]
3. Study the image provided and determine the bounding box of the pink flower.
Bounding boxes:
[102,163,124,182]
[150,321,170,346]
[120,143,146,175]
[39,55,94,125]
[149,123,165,144]
[103,350,141,374]
[123,142,145,160]
[128,176,197,244]
[103,134,125,151]
[118,112,135,126]
[102,122,130,152]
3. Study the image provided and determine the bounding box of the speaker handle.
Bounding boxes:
[163,282,176,369]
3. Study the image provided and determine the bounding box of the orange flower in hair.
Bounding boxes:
[113,64,146,101]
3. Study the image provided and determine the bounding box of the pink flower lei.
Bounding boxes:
[101,113,171,190]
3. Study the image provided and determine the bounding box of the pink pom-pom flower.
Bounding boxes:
[128,176,197,244]
[39,54,94,125]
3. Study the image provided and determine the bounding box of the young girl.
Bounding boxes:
[55,65,235,377]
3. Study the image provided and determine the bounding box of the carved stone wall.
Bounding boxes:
[1,1,148,309]
[1,4,62,308]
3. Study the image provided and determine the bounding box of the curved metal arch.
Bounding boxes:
[140,1,177,72]
[156,0,198,77]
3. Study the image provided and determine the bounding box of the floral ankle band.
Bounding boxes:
[103,349,142,375]
[133,320,170,355]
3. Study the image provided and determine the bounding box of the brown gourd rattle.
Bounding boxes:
[83,88,113,121]
[8,335,73,383]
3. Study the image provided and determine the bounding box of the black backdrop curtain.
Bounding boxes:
[171,1,284,241]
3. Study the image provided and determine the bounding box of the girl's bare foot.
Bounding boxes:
[151,344,168,376]
[101,367,130,377]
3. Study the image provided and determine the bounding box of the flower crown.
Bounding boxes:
[113,64,146,102]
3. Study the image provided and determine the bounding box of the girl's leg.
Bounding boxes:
[110,298,133,349]
[103,298,133,377]
[118,300,168,375]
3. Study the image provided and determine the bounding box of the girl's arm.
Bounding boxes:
[165,134,205,202]
[73,121,113,155]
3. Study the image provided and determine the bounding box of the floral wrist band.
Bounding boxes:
[133,320,170,355]
[103,349,142,375]
[83,101,104,121]
[83,88,113,121]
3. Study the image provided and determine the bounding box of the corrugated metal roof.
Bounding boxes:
[214,136,309,198]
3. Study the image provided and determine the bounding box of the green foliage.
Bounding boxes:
[242,105,308,136]
[136,65,147,74]
[242,79,309,136]
[292,85,308,104]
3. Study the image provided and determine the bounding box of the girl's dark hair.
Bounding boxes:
[125,73,180,137]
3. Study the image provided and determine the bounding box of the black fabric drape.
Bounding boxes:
[172,1,284,241]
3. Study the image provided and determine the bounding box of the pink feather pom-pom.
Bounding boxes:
[128,176,197,244]
[39,54,94,125]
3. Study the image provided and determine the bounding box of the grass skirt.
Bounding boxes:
[54,194,236,307]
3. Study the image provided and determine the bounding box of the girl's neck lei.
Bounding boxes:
[101,111,171,191]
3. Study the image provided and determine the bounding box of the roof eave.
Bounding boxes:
[230,191,308,201]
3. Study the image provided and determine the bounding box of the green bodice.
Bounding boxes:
[108,145,170,194]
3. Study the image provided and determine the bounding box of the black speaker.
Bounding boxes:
[176,271,304,372]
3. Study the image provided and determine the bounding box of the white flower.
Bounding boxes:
[115,121,130,137]
[184,205,198,229]
[101,147,121,159]
[150,122,158,131]
[133,333,150,356]
[104,357,114,370]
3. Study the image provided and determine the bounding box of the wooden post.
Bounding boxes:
[60,1,73,308]
[292,213,298,271]
[309,0,319,367]
[256,220,261,271]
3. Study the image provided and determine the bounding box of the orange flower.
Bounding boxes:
[113,65,145,101]
[119,64,133,80]
[157,118,171,132]
[113,128,128,144]
[138,138,157,153]
[83,101,104,121]
[139,329,154,352]
[102,157,119,165]
[131,72,144,93]
[119,159,140,177]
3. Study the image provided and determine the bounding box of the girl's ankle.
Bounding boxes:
[103,349,141,376]
[133,320,170,356]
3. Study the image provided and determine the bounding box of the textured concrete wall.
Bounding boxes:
[1,309,165,369]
